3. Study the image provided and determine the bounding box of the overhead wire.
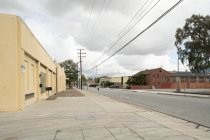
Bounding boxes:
[95,0,112,29]
[87,0,184,71]
[85,0,96,32]
[116,0,152,38]
[90,0,159,65]
[88,0,106,35]
[121,0,160,39]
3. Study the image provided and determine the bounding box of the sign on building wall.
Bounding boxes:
[21,64,25,73]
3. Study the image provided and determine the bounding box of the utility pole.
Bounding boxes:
[96,66,97,76]
[78,49,86,90]
[176,56,180,92]
[76,62,79,89]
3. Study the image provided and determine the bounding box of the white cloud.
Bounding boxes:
[0,0,209,77]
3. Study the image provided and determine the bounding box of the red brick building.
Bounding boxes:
[131,68,210,89]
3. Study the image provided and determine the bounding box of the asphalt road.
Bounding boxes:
[87,87,210,128]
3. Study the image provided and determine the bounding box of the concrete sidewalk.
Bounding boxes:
[0,90,210,140]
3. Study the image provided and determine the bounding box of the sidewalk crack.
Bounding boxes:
[122,124,145,140]
[80,128,85,140]
[53,129,61,140]
[104,126,118,140]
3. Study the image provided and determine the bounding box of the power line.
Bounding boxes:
[87,0,184,71]
[93,0,112,32]
[80,0,95,41]
[87,0,96,29]
[90,0,153,65]
[88,0,106,35]
[117,0,152,38]
[91,0,158,65]
[119,0,160,40]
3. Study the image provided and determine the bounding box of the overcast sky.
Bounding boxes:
[1,0,210,77]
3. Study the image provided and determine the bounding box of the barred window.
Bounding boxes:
[199,77,204,82]
[181,77,185,82]
[190,77,196,82]
[171,77,176,83]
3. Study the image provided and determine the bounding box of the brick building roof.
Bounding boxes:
[170,71,209,77]
[133,68,209,78]
[133,68,167,77]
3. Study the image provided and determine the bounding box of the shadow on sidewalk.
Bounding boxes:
[47,89,84,100]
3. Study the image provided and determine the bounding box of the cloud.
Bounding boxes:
[0,0,25,11]
[42,0,89,16]
[115,53,188,74]
[76,10,130,51]
[0,0,210,77]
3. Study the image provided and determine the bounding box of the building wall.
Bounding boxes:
[122,76,129,85]
[109,77,121,83]
[120,76,130,88]
[99,76,130,88]
[144,68,171,88]
[170,77,210,89]
[56,64,66,92]
[0,15,20,111]
[20,17,55,72]
[0,14,66,111]
[131,68,210,89]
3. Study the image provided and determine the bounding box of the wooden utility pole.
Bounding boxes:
[176,57,180,92]
[78,49,86,90]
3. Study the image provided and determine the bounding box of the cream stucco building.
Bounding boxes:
[0,14,66,111]
[100,76,130,88]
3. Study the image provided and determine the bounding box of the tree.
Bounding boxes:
[133,73,145,85]
[60,59,78,88]
[95,77,100,83]
[82,74,87,83]
[100,81,110,87]
[126,73,145,86]
[175,14,210,73]
[126,78,132,86]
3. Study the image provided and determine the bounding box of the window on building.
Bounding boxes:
[199,77,204,82]
[181,77,184,83]
[162,76,168,82]
[171,77,176,83]
[167,77,170,82]
[181,77,187,83]
[190,77,196,82]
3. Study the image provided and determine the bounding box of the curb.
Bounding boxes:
[156,92,210,99]
[123,89,210,99]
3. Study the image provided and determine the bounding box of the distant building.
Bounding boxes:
[0,14,66,111]
[131,68,210,89]
[100,76,130,88]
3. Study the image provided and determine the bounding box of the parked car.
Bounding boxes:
[110,85,119,88]
[89,84,99,87]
